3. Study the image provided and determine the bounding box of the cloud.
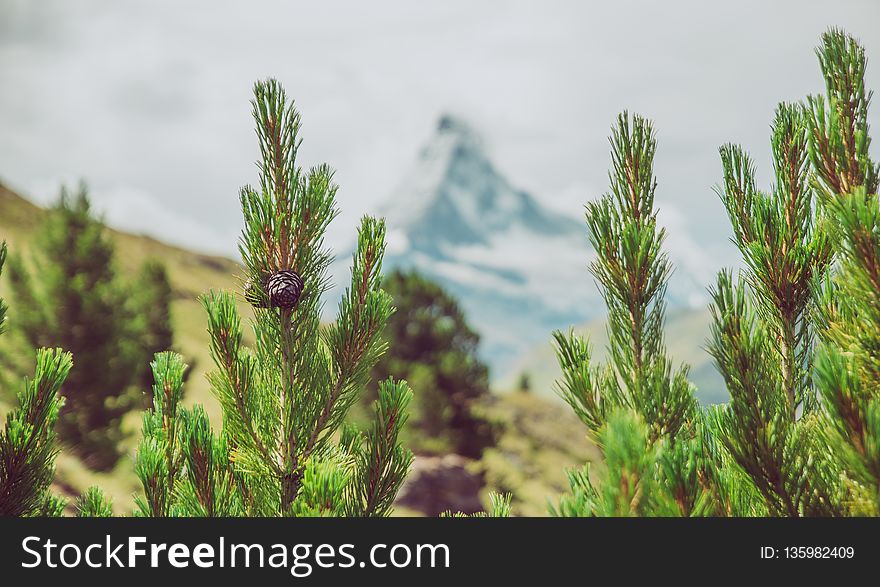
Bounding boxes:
[17,176,231,254]
[0,0,878,263]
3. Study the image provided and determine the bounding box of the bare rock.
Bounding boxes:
[396,454,484,517]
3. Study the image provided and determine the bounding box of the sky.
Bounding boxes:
[1,0,879,271]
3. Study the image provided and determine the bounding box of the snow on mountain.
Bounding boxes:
[340,114,708,380]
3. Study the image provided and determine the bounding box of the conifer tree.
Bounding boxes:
[133,260,175,398]
[133,79,414,517]
[7,186,144,469]
[553,113,702,517]
[549,27,880,520]
[701,29,879,517]
[807,29,880,514]
[370,270,494,458]
[707,102,837,516]
[0,241,73,517]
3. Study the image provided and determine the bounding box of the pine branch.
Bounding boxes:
[815,189,880,509]
[0,348,72,517]
[554,410,679,517]
[173,405,242,517]
[707,272,809,516]
[806,28,879,200]
[309,216,393,458]
[76,486,113,517]
[717,104,832,416]
[553,329,607,435]
[345,379,413,517]
[574,112,696,440]
[553,112,699,518]
[134,352,187,517]
[202,292,277,479]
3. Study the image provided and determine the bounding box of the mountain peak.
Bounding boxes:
[436,113,482,146]
[382,115,581,255]
[413,113,485,173]
[367,113,593,376]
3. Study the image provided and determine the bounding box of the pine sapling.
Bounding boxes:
[553,113,702,517]
[198,79,413,517]
[709,102,838,516]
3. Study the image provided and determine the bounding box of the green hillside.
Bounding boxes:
[502,307,729,405]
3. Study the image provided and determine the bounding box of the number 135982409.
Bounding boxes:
[760,546,855,559]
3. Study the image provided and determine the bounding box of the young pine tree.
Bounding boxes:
[0,241,73,517]
[808,29,880,514]
[553,113,702,517]
[134,79,414,517]
[7,186,145,470]
[704,29,880,518]
[707,102,837,516]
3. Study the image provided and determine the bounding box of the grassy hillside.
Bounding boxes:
[480,391,599,516]
[501,307,729,405]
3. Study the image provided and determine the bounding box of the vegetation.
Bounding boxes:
[553,111,703,517]
[132,79,414,517]
[6,186,169,470]
[370,269,494,458]
[0,240,73,516]
[1,28,878,519]
[2,79,415,517]
[133,260,175,400]
[554,28,880,517]
[0,180,245,427]
[479,390,599,516]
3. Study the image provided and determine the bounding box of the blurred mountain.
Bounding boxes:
[363,115,709,381]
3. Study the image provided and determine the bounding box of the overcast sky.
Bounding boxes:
[1,0,879,269]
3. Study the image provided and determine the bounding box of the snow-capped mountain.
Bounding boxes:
[380,115,582,253]
[367,115,591,376]
[344,114,708,380]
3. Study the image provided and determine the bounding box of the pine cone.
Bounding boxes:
[266,270,304,309]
